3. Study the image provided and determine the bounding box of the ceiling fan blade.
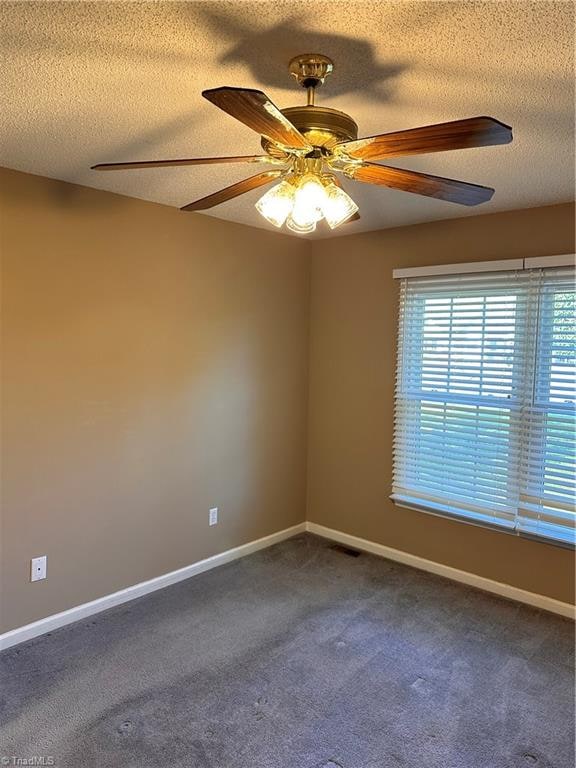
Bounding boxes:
[350,163,494,206]
[181,170,284,212]
[203,87,312,153]
[91,155,279,171]
[337,117,512,161]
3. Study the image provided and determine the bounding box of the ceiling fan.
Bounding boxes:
[92,54,513,234]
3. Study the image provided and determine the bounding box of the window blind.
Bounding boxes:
[518,267,575,543]
[392,264,575,546]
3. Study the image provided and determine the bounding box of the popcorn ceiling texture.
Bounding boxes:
[1,0,574,238]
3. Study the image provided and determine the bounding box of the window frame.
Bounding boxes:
[392,255,575,549]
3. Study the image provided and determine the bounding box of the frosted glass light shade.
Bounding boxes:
[286,214,316,233]
[290,199,320,229]
[322,183,359,229]
[288,175,325,233]
[255,172,359,233]
[255,181,295,227]
[293,174,327,220]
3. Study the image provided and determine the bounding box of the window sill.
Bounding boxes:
[390,495,575,550]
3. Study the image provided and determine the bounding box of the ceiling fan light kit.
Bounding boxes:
[256,159,359,233]
[92,53,512,236]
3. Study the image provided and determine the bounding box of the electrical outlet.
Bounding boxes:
[209,507,218,526]
[31,555,47,582]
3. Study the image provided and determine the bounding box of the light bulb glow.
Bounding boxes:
[255,181,295,227]
[293,174,327,220]
[321,183,359,228]
[254,170,358,234]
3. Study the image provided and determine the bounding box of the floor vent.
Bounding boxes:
[329,544,362,557]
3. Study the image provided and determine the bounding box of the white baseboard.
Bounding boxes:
[0,523,306,651]
[2,519,571,651]
[306,522,575,619]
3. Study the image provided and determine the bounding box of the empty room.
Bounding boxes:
[0,1,574,766]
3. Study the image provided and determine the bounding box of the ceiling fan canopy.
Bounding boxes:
[92,53,513,234]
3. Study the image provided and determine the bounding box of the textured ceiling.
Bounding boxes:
[1,1,574,238]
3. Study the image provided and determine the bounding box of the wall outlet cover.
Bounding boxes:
[209,507,218,526]
[31,555,47,582]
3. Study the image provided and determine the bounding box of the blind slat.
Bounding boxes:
[393,265,575,545]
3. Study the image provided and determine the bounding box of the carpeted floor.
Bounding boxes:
[1,533,574,768]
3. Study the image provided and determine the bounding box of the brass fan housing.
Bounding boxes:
[261,105,358,158]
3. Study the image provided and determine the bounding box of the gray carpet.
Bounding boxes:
[1,533,574,768]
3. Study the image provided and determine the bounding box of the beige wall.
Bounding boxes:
[0,168,310,633]
[1,169,574,636]
[308,203,576,604]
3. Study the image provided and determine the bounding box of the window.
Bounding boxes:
[392,258,575,546]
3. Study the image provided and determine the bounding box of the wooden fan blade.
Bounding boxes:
[180,170,284,212]
[91,155,278,171]
[336,117,512,161]
[350,163,494,206]
[203,87,312,153]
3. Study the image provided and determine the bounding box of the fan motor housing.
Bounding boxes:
[261,106,358,157]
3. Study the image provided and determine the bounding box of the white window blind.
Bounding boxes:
[392,264,575,546]
[518,267,575,542]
